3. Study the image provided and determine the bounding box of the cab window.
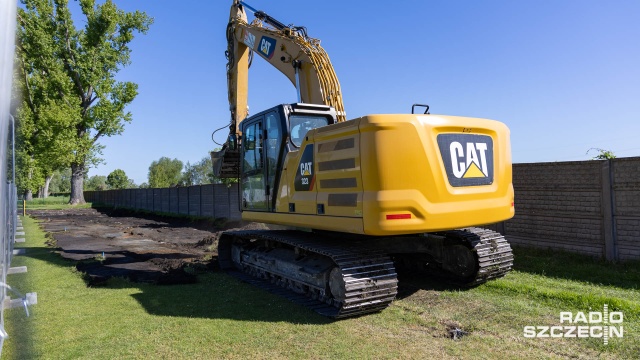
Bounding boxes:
[265,112,281,195]
[243,122,263,173]
[289,115,328,147]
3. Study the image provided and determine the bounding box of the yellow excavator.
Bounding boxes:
[212,1,514,318]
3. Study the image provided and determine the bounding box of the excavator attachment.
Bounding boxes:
[211,146,239,179]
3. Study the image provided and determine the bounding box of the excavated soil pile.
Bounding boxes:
[29,208,265,285]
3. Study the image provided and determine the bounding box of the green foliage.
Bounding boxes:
[106,169,130,189]
[49,168,72,193]
[148,157,183,188]
[15,149,44,197]
[587,148,616,160]
[85,174,107,191]
[218,177,239,187]
[16,0,153,204]
[24,196,92,209]
[181,156,215,186]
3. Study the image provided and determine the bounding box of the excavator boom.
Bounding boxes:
[213,1,346,178]
[227,0,345,134]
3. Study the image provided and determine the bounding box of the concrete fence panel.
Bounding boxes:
[152,189,159,212]
[229,185,241,220]
[611,158,640,260]
[160,188,169,213]
[169,188,179,214]
[178,187,189,215]
[200,185,214,217]
[188,186,201,216]
[214,185,231,219]
[495,157,640,261]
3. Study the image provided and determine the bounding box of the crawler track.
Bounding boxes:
[218,230,398,318]
[218,228,512,318]
[446,227,514,286]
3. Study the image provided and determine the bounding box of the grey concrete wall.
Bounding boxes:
[486,157,640,261]
[84,184,242,220]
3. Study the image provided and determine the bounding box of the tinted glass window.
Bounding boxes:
[265,113,281,192]
[289,115,328,147]
[243,122,263,173]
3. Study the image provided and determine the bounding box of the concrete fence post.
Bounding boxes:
[602,160,618,261]
[211,184,217,218]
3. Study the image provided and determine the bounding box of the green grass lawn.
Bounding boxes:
[3,215,639,359]
[20,196,92,211]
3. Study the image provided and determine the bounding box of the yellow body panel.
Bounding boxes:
[243,114,514,236]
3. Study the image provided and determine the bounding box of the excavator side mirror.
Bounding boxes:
[228,134,238,150]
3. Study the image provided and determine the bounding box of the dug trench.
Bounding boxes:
[30,207,267,286]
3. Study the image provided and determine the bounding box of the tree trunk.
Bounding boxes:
[69,162,86,204]
[43,175,52,198]
[37,186,44,198]
[25,165,34,200]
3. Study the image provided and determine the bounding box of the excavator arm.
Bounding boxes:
[214,1,345,177]
[227,0,345,133]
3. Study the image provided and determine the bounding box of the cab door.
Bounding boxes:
[241,117,267,211]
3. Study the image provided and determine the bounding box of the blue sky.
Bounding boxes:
[73,0,640,184]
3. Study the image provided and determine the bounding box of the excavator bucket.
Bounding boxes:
[211,146,240,179]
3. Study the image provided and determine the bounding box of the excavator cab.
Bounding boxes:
[239,103,337,211]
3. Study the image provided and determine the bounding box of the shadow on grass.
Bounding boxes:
[394,267,480,301]
[21,246,331,325]
[396,245,640,299]
[127,273,332,325]
[511,245,640,290]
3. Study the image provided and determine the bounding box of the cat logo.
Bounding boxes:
[450,142,488,179]
[258,36,277,59]
[295,145,315,191]
[300,162,312,176]
[437,134,494,187]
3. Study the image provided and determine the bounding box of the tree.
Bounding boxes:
[106,169,130,189]
[49,168,72,193]
[180,161,196,186]
[148,157,183,188]
[85,174,107,191]
[13,36,75,199]
[180,157,215,186]
[17,0,153,204]
[15,149,44,199]
[587,148,616,160]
